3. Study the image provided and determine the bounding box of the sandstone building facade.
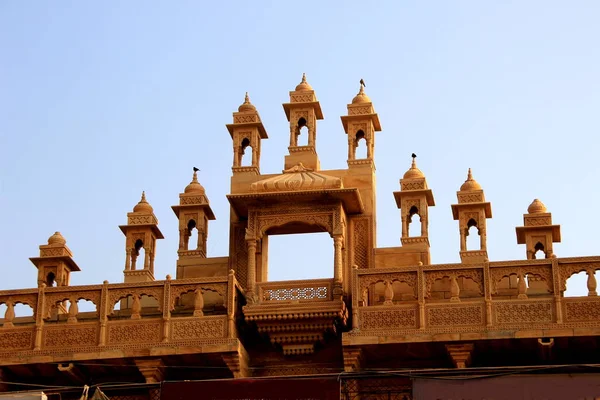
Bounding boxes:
[2,75,600,399]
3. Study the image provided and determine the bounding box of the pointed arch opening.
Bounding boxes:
[132,239,145,270]
[297,117,309,146]
[534,242,546,259]
[355,130,367,159]
[46,272,56,287]
[240,137,253,166]
[466,219,479,251]
[408,205,421,237]
[187,219,198,250]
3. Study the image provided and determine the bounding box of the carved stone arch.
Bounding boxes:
[256,214,335,239]
[359,272,418,299]
[559,263,600,291]
[425,269,484,298]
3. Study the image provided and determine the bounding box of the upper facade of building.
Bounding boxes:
[1,75,599,390]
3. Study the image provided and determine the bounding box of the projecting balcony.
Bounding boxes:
[0,272,245,375]
[343,257,600,369]
[243,278,348,355]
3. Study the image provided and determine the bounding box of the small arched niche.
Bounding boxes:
[466,219,479,250]
[187,219,198,250]
[297,117,309,146]
[408,205,421,237]
[240,137,253,166]
[355,130,367,159]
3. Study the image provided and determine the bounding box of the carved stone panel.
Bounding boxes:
[44,325,98,347]
[427,304,484,327]
[564,299,600,322]
[494,301,553,324]
[170,317,227,340]
[359,307,417,330]
[352,218,370,269]
[107,321,161,344]
[0,329,33,350]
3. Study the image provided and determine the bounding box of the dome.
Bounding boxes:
[184,170,205,194]
[460,168,482,191]
[295,73,313,91]
[48,231,66,246]
[238,92,256,112]
[133,191,154,213]
[527,198,547,214]
[403,157,425,179]
[352,85,371,104]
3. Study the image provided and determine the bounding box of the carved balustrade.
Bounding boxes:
[350,256,600,338]
[256,279,333,303]
[0,272,243,363]
[245,278,347,355]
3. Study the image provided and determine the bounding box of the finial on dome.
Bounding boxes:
[295,73,313,91]
[527,198,548,214]
[184,168,205,194]
[352,82,372,104]
[238,91,256,112]
[460,168,482,191]
[403,154,425,179]
[133,191,154,213]
[47,231,66,246]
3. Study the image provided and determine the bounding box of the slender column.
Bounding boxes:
[125,249,131,270]
[480,228,487,250]
[162,276,171,343]
[34,284,46,351]
[333,235,343,287]
[401,216,408,238]
[460,229,467,251]
[144,249,150,270]
[99,280,109,346]
[247,240,257,299]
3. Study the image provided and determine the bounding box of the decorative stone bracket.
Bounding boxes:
[244,300,348,356]
[445,343,474,369]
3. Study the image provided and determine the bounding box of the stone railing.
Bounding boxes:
[0,271,243,361]
[350,257,600,337]
[257,278,333,303]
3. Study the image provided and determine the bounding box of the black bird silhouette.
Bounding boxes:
[360,78,366,87]
[193,167,200,172]
[411,153,417,158]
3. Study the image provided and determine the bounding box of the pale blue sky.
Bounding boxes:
[1,2,599,297]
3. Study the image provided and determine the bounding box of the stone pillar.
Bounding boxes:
[333,235,343,288]
[247,240,257,299]
[125,249,131,271]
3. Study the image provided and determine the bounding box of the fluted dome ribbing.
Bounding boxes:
[47,231,66,245]
[528,199,548,214]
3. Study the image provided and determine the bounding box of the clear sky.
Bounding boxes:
[1,1,599,298]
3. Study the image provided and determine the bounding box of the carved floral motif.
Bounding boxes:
[565,300,600,322]
[427,304,483,326]
[0,330,33,349]
[495,302,553,324]
[171,318,226,340]
[44,326,97,347]
[108,322,161,344]
[359,308,417,329]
